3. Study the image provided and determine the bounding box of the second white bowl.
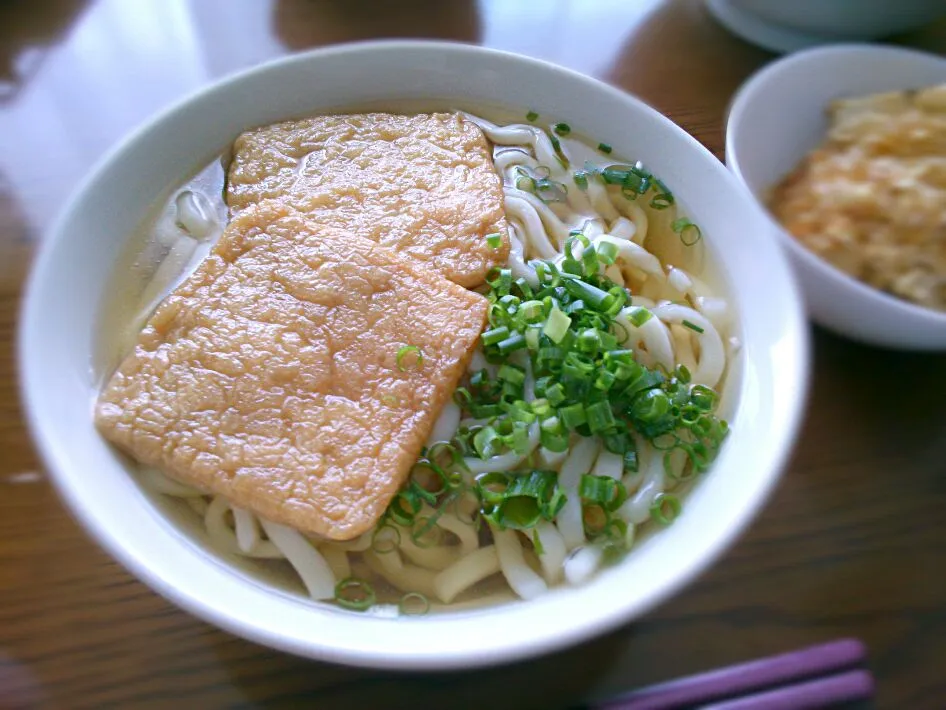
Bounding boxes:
[727,44,946,350]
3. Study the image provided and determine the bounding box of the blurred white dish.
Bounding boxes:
[20,41,808,669]
[706,0,946,54]
[727,43,946,350]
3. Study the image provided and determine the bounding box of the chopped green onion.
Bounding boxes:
[598,143,613,154]
[540,416,569,452]
[543,306,572,344]
[476,470,565,529]
[399,592,430,616]
[560,403,587,430]
[427,442,462,474]
[396,345,423,372]
[596,241,619,266]
[334,578,376,611]
[682,320,704,334]
[371,523,401,554]
[650,179,674,209]
[532,529,545,555]
[672,217,702,246]
[579,474,628,512]
[582,503,609,536]
[481,326,510,347]
[497,363,526,387]
[626,307,653,328]
[526,110,539,122]
[549,134,569,168]
[586,400,616,433]
[497,333,527,355]
[573,170,589,190]
[410,459,448,497]
[516,175,536,192]
[411,514,446,548]
[650,493,681,525]
[553,122,571,136]
[485,232,503,249]
[473,426,504,459]
[389,485,424,525]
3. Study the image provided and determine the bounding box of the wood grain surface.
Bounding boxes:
[1,1,945,708]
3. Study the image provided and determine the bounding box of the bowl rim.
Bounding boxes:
[19,39,810,669]
[725,42,946,331]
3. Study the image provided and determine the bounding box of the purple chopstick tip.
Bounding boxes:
[594,638,869,710]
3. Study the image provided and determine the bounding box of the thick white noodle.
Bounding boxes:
[427,401,460,445]
[505,196,559,259]
[564,544,604,586]
[592,235,663,276]
[398,533,459,571]
[492,527,548,600]
[534,520,568,584]
[587,180,620,221]
[320,545,351,580]
[508,229,540,286]
[615,307,675,371]
[591,450,623,481]
[331,531,373,552]
[204,496,283,558]
[139,467,203,497]
[651,304,725,387]
[433,546,501,604]
[536,446,569,469]
[609,216,636,240]
[258,519,336,600]
[556,436,601,550]
[231,506,259,554]
[618,444,672,525]
[435,512,479,555]
[608,192,649,244]
[364,551,438,598]
[670,324,698,376]
[506,189,571,249]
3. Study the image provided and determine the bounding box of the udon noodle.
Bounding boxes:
[118,111,737,615]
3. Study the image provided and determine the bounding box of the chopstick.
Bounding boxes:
[589,639,872,710]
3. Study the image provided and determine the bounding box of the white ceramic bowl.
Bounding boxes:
[727,44,946,350]
[705,0,946,54]
[20,41,809,669]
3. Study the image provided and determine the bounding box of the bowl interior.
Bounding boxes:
[726,44,946,346]
[21,42,808,669]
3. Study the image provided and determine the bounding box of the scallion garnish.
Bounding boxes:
[553,122,571,136]
[549,134,570,168]
[396,345,423,372]
[526,110,539,122]
[650,493,682,525]
[334,578,376,611]
[375,176,729,613]
[399,592,430,616]
[672,217,703,246]
[598,142,613,154]
[579,474,628,512]
[475,470,566,530]
[485,232,502,249]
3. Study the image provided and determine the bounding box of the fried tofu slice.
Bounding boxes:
[226,112,509,288]
[95,202,488,540]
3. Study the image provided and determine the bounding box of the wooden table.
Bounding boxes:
[2,1,945,707]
